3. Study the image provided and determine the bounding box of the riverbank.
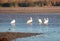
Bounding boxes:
[0,7,60,14]
[0,32,42,41]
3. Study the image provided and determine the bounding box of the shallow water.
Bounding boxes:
[0,13,60,41]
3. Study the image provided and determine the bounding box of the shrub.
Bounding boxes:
[18,2,30,7]
[1,3,10,7]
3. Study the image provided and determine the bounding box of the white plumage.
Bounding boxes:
[38,18,42,25]
[10,19,15,25]
[27,17,33,24]
[44,18,49,25]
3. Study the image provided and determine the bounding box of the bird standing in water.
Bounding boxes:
[10,19,16,26]
[44,18,49,25]
[27,17,33,25]
[9,19,16,30]
[38,18,42,25]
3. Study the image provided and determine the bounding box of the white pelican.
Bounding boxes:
[44,18,49,25]
[10,19,16,26]
[9,19,16,30]
[38,18,42,25]
[27,17,33,25]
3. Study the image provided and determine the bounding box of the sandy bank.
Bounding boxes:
[0,7,60,14]
[0,32,42,41]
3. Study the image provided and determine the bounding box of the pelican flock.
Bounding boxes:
[10,17,48,26]
[26,17,49,25]
[27,17,33,25]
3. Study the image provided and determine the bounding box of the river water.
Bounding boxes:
[0,13,60,41]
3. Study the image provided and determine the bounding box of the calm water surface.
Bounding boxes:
[0,13,60,41]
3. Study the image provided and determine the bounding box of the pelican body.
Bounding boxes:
[38,18,42,25]
[27,17,33,24]
[44,18,49,25]
[10,19,15,26]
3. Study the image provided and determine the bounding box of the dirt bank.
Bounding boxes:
[0,32,42,41]
[0,7,60,14]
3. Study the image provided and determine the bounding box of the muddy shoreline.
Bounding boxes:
[0,32,42,41]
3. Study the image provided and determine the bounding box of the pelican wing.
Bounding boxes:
[11,20,15,24]
[27,20,32,24]
[38,19,42,23]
